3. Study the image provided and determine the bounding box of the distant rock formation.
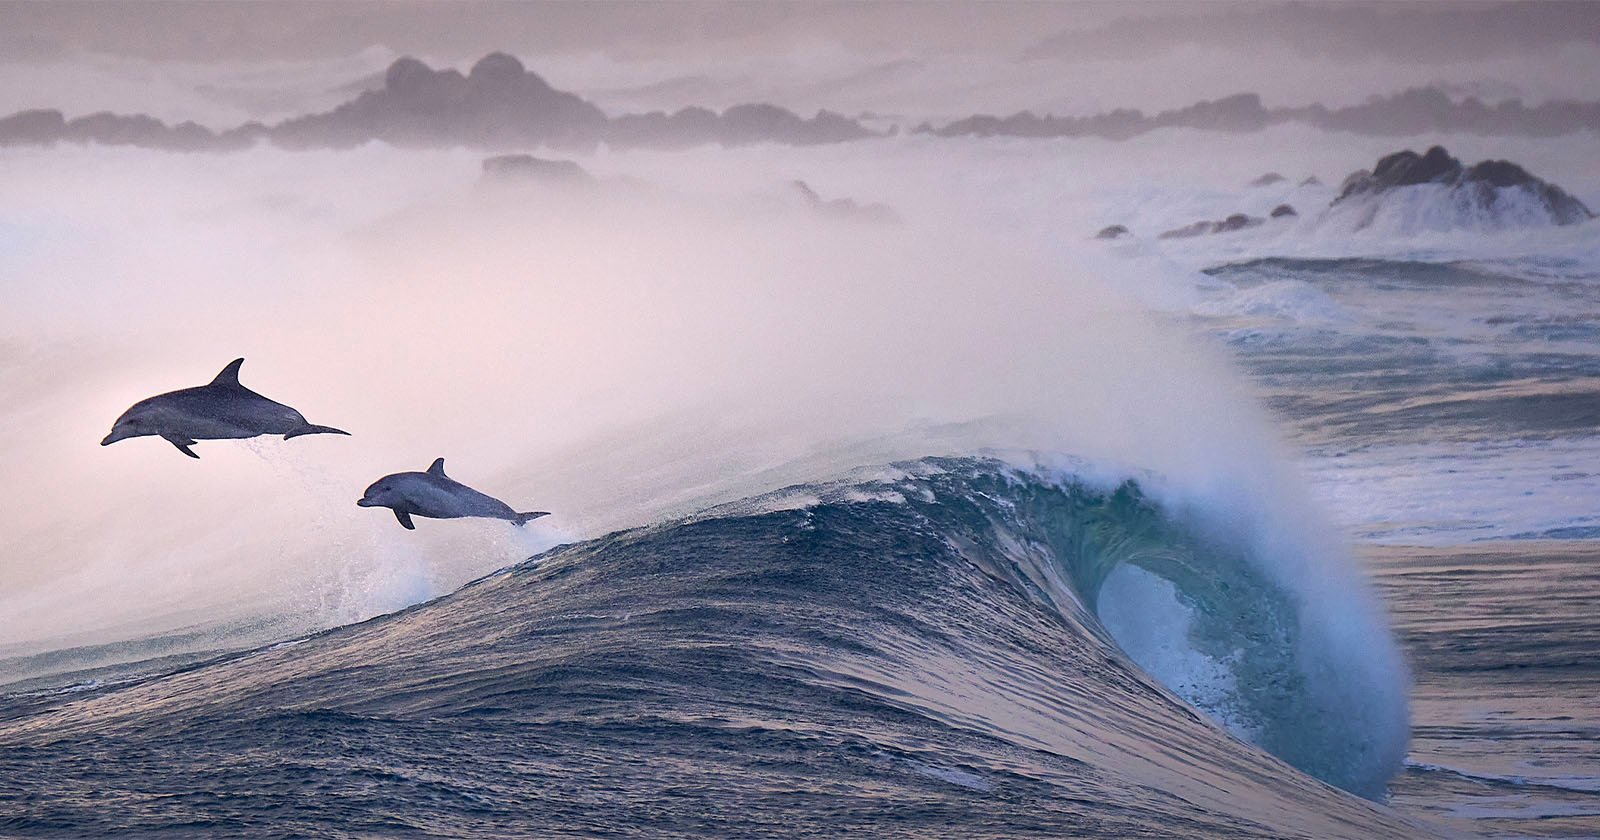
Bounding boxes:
[0,107,251,151]
[926,86,1600,141]
[7,60,1597,154]
[272,53,608,150]
[481,154,595,186]
[1159,213,1264,239]
[1250,173,1287,187]
[927,93,1270,141]
[1330,145,1593,230]
[791,180,899,223]
[0,52,880,153]
[1157,204,1302,239]
[1299,176,1323,187]
[1094,224,1131,240]
[610,104,874,149]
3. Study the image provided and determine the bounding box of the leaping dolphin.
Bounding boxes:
[357,458,549,530]
[101,358,349,458]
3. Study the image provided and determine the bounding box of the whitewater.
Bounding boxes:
[1,124,1597,837]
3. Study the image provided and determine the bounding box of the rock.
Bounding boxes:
[1094,224,1131,240]
[1158,213,1264,239]
[1337,145,1461,200]
[1214,213,1259,232]
[1299,176,1322,187]
[468,52,531,87]
[481,154,595,186]
[1270,204,1298,218]
[1332,145,1593,228]
[0,109,66,144]
[1250,173,1287,187]
[270,53,877,152]
[791,180,898,223]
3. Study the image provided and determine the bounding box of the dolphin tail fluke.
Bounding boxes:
[285,424,351,439]
[513,511,551,526]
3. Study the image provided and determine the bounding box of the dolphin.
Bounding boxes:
[358,458,549,530]
[101,358,349,458]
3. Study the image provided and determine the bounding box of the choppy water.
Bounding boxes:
[1194,255,1600,837]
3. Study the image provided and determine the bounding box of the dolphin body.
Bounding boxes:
[101,358,349,458]
[358,458,549,530]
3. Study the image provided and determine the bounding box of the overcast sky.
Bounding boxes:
[1,1,1596,124]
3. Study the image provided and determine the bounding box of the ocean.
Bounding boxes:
[1,130,1597,838]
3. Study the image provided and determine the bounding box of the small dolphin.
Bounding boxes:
[102,358,349,458]
[358,458,549,530]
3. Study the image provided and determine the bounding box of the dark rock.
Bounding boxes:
[1250,173,1287,187]
[1158,213,1264,239]
[1214,213,1258,232]
[1465,159,1538,188]
[274,54,608,151]
[481,154,595,186]
[1094,224,1131,240]
[265,53,878,152]
[929,85,1600,142]
[791,180,898,223]
[1299,176,1323,187]
[1270,204,1298,218]
[468,52,530,87]
[1333,145,1593,226]
[0,109,66,144]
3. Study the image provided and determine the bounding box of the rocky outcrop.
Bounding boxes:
[1331,145,1593,228]
[928,86,1600,142]
[481,154,595,186]
[1094,224,1131,240]
[272,53,609,150]
[0,52,880,153]
[1159,213,1263,239]
[1250,173,1287,187]
[791,180,898,223]
[0,107,254,151]
[1157,204,1303,239]
[930,93,1266,141]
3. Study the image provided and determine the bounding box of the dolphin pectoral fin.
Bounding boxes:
[394,510,416,530]
[284,424,350,439]
[513,511,551,526]
[162,435,200,458]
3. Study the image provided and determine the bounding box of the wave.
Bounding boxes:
[728,456,1410,799]
[0,456,1419,838]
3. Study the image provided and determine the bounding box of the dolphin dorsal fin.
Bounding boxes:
[210,358,246,389]
[427,457,447,477]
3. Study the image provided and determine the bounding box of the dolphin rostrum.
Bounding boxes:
[101,358,349,458]
[358,458,550,530]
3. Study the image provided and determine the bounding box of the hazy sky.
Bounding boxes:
[3,2,1594,64]
[1,1,1596,123]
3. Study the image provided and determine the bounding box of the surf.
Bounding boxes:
[0,455,1422,837]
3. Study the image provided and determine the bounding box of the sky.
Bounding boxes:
[0,1,1596,125]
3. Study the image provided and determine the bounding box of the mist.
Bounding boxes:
[0,126,1424,673]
